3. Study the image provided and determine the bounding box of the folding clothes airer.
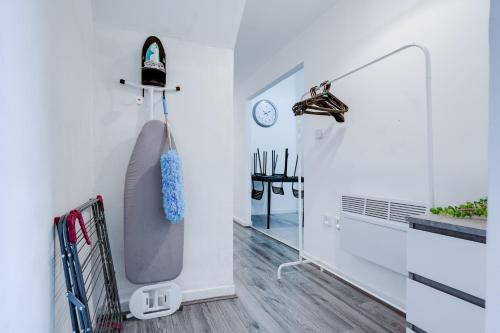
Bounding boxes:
[55,196,123,333]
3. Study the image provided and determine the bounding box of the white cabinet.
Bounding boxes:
[407,228,486,299]
[406,215,486,333]
[406,279,484,333]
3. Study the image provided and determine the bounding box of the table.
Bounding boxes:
[251,174,304,229]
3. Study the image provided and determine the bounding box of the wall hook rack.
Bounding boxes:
[119,79,181,119]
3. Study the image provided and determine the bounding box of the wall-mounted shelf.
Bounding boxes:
[119,79,181,119]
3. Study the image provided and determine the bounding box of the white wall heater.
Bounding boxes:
[340,194,427,275]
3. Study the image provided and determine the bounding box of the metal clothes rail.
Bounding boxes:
[278,43,434,279]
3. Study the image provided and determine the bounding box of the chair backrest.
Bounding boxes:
[253,148,267,176]
[252,149,265,200]
[292,155,304,199]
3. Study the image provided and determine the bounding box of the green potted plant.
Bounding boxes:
[430,197,487,219]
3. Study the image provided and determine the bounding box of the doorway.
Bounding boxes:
[249,68,304,249]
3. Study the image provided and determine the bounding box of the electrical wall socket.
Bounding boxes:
[323,214,331,226]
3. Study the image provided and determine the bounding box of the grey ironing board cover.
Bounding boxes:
[124,120,184,284]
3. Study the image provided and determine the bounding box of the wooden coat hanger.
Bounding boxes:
[292,81,348,122]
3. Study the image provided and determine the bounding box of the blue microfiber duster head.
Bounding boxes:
[160,149,185,223]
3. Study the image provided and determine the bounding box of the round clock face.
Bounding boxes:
[252,100,278,128]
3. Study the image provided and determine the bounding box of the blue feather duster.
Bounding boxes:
[160,150,185,223]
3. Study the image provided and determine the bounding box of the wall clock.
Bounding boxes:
[252,100,278,128]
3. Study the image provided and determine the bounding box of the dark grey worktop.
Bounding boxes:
[407,213,487,242]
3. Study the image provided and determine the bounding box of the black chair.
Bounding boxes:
[251,149,265,200]
[292,155,304,199]
[292,155,305,227]
[271,149,288,195]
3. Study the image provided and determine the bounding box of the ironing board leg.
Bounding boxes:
[267,181,271,229]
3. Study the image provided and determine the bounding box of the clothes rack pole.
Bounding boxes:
[277,43,434,279]
[277,115,313,279]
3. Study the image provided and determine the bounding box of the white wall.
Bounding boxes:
[234,0,489,309]
[486,1,499,331]
[1,3,236,330]
[0,3,53,332]
[93,24,235,304]
[250,69,303,215]
[0,1,94,332]
[50,3,95,332]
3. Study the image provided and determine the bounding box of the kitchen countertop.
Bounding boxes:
[407,213,487,242]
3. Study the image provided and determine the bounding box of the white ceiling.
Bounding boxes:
[92,0,336,79]
[92,0,246,49]
[235,0,337,83]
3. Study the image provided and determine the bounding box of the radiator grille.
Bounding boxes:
[341,194,427,224]
[365,199,389,220]
[341,196,365,214]
[389,202,427,223]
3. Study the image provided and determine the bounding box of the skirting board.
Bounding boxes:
[120,284,236,312]
[300,250,406,313]
[182,294,237,306]
[182,284,235,303]
[233,216,250,227]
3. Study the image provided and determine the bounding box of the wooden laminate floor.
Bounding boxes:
[252,213,300,249]
[124,224,405,333]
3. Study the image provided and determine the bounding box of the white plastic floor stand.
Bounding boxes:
[129,282,182,320]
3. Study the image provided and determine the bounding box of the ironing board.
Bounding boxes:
[124,120,184,284]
